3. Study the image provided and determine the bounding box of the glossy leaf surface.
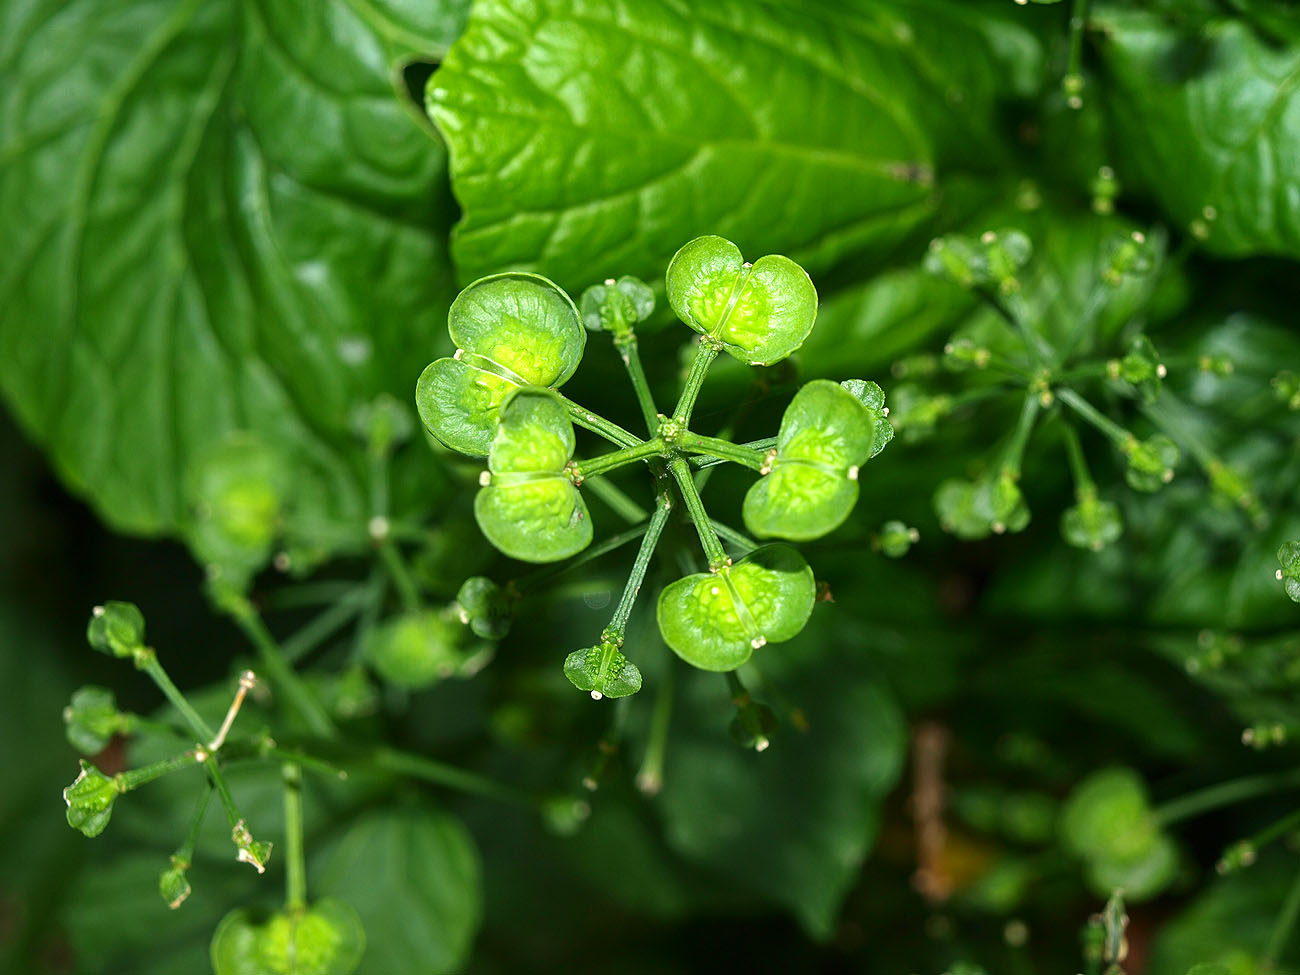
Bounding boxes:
[0,0,468,535]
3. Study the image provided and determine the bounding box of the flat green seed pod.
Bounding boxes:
[1278,541,1300,603]
[210,898,365,975]
[417,273,584,456]
[563,643,642,699]
[666,236,817,366]
[657,545,815,672]
[64,685,122,755]
[63,760,120,838]
[839,379,894,458]
[474,389,591,563]
[1124,433,1180,492]
[364,612,463,690]
[744,380,875,541]
[1061,495,1123,551]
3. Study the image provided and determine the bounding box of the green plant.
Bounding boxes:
[6,0,1300,972]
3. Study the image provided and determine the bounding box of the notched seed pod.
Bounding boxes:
[473,388,593,563]
[1060,767,1177,901]
[416,273,586,457]
[666,235,818,366]
[455,577,513,640]
[210,897,365,975]
[63,760,123,838]
[64,685,126,754]
[349,394,413,457]
[578,275,655,335]
[159,857,192,910]
[1277,541,1300,603]
[743,380,879,541]
[877,520,919,558]
[86,601,146,658]
[1122,434,1180,492]
[1061,494,1123,552]
[657,545,815,671]
[563,642,642,700]
[1111,335,1164,403]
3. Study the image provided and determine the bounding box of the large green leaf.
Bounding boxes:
[1096,7,1300,259]
[427,0,1037,292]
[657,635,906,938]
[311,805,482,975]
[0,0,468,535]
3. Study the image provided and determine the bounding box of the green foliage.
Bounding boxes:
[6,0,1300,971]
[0,0,468,536]
[1097,6,1300,258]
[1060,767,1177,900]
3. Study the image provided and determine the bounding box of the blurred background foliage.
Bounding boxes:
[3,0,1300,971]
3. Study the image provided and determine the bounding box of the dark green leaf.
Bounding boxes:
[0,0,467,535]
[426,0,1038,292]
[1097,8,1300,258]
[311,806,482,975]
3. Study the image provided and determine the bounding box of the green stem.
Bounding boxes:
[1057,387,1132,448]
[225,602,336,740]
[709,519,758,556]
[120,750,202,790]
[173,781,213,865]
[1058,282,1111,364]
[558,394,643,448]
[669,456,729,570]
[378,542,421,612]
[1064,0,1090,102]
[1059,417,1096,497]
[573,438,666,480]
[726,671,770,750]
[672,341,721,423]
[135,650,216,742]
[1141,396,1217,469]
[1266,859,1300,967]
[282,763,306,911]
[205,760,243,831]
[614,333,661,435]
[1153,767,1300,826]
[1054,361,1111,385]
[584,475,650,523]
[1001,392,1041,476]
[262,581,363,611]
[1247,806,1300,861]
[372,747,538,808]
[679,432,768,472]
[636,657,675,796]
[514,521,651,595]
[978,286,1051,367]
[281,588,372,664]
[602,486,672,643]
[690,436,778,469]
[261,747,348,782]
